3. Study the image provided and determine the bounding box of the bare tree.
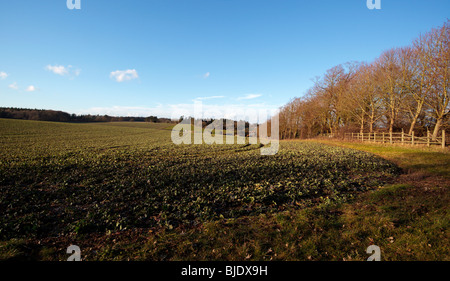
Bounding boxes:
[376,49,403,134]
[421,21,450,140]
[347,62,385,133]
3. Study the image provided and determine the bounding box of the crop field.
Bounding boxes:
[0,118,405,260]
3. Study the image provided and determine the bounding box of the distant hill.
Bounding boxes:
[0,107,175,123]
[0,107,260,137]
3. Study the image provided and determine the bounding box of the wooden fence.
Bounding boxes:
[345,130,446,148]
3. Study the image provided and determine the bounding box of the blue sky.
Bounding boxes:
[0,0,449,118]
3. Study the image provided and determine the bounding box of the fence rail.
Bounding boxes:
[344,130,446,148]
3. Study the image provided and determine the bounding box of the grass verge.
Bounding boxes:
[311,139,450,179]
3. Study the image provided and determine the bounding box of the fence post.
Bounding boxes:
[412,131,415,146]
[443,130,446,149]
[382,132,385,143]
[374,132,376,143]
[389,131,392,144]
[401,129,404,145]
[427,130,430,147]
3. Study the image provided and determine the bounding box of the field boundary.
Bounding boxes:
[344,130,446,149]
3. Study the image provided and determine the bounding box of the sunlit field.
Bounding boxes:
[0,118,412,260]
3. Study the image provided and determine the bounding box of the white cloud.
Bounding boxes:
[46,65,68,76]
[8,82,18,90]
[0,72,8,80]
[237,94,262,100]
[203,72,210,79]
[25,85,37,92]
[46,64,80,77]
[110,69,139,82]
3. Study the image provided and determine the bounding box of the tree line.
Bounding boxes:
[277,20,449,141]
[0,107,175,123]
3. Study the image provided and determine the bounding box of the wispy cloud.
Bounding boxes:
[8,82,19,90]
[46,65,80,77]
[194,95,225,101]
[110,69,139,82]
[237,94,262,100]
[25,85,37,92]
[203,72,210,79]
[0,71,8,80]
